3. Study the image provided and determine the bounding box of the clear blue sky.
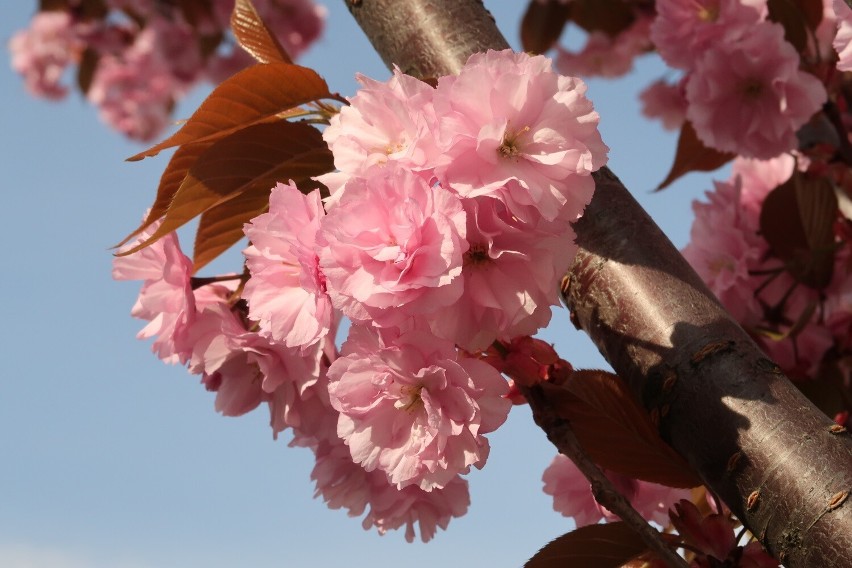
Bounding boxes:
[0,3,720,567]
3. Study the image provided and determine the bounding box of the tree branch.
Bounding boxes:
[342,1,852,565]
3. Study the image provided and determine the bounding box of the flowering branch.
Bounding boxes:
[343,1,852,566]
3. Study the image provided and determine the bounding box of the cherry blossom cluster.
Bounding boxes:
[114,49,609,541]
[683,156,852,407]
[549,0,839,160]
[9,0,325,140]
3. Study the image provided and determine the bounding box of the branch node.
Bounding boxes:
[747,490,760,511]
[689,340,735,366]
[726,451,743,474]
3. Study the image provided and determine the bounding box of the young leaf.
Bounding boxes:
[116,141,215,247]
[542,371,702,488]
[119,121,333,257]
[525,522,649,568]
[759,171,838,289]
[231,0,293,64]
[128,63,331,161]
[520,0,572,55]
[192,190,271,274]
[192,176,326,273]
[657,121,734,190]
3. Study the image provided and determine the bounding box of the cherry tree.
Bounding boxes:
[11,0,852,566]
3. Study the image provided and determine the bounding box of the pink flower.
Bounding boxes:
[434,49,607,222]
[731,154,796,216]
[243,183,333,350]
[322,69,439,182]
[834,0,852,71]
[556,16,652,79]
[187,301,327,435]
[310,435,470,542]
[362,471,470,542]
[426,197,574,351]
[327,326,511,491]
[639,79,688,131]
[318,166,467,326]
[311,439,371,516]
[542,454,690,526]
[87,26,179,141]
[651,0,766,70]
[685,22,827,159]
[113,216,195,364]
[9,11,85,100]
[682,179,765,323]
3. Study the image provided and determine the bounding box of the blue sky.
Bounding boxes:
[0,3,721,567]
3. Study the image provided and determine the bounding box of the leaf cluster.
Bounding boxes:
[115,0,341,273]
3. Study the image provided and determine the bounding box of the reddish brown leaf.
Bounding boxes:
[116,141,215,248]
[520,0,572,54]
[192,176,325,272]
[525,522,649,568]
[119,121,333,257]
[192,190,271,273]
[795,361,849,420]
[128,63,330,161]
[542,371,702,488]
[76,46,99,95]
[231,0,293,64]
[759,171,838,288]
[657,121,734,190]
[767,0,823,52]
[569,0,634,37]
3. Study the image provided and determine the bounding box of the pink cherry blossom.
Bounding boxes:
[362,471,470,543]
[556,16,652,79]
[426,197,574,351]
[433,49,608,222]
[322,68,439,181]
[651,0,766,70]
[318,166,467,326]
[682,179,766,323]
[187,300,327,435]
[542,454,690,526]
[685,22,827,159]
[9,11,85,100]
[243,183,333,350]
[834,0,852,71]
[112,217,195,364]
[327,326,511,491]
[731,154,796,216]
[309,435,470,542]
[639,78,688,131]
[87,25,180,141]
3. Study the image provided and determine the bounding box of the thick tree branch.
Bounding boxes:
[343,1,852,566]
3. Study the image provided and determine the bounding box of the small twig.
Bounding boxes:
[521,384,689,568]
